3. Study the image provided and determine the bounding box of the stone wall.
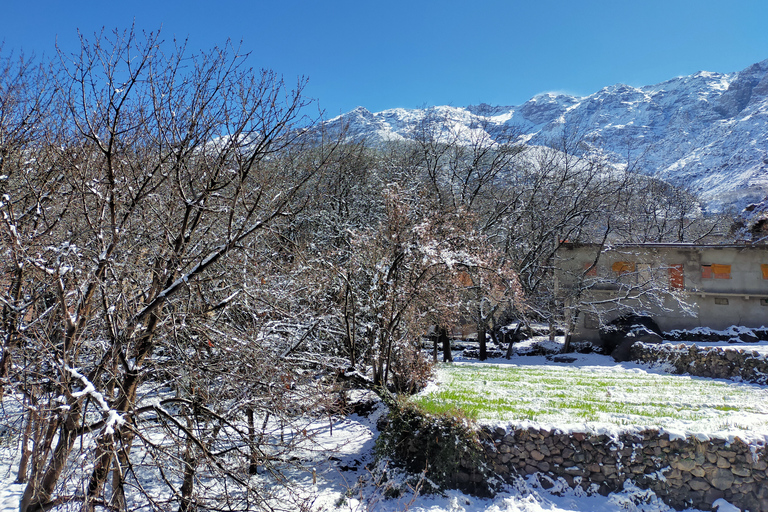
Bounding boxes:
[630,342,768,384]
[473,426,768,511]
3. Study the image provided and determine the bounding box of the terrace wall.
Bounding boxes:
[630,342,768,384]
[454,426,768,511]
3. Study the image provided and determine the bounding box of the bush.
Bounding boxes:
[375,397,493,495]
[389,343,434,394]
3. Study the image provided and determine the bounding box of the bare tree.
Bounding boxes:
[0,28,344,512]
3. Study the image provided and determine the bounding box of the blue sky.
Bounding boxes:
[3,0,768,116]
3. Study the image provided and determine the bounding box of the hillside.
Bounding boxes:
[327,59,768,211]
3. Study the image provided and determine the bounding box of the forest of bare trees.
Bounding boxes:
[0,29,732,511]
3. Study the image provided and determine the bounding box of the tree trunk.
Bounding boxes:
[247,408,258,474]
[477,318,487,361]
[84,433,115,512]
[562,310,579,353]
[15,403,34,483]
[20,421,78,512]
[439,327,452,362]
[178,448,196,512]
[108,443,130,512]
[505,322,522,359]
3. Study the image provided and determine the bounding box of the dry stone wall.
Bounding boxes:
[462,426,768,511]
[630,342,768,384]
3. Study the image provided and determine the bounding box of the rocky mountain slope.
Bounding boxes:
[327,59,768,211]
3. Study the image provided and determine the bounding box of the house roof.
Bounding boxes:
[558,242,768,251]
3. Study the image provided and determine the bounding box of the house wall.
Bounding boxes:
[555,244,768,343]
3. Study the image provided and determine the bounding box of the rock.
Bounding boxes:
[496,464,511,475]
[703,488,725,505]
[731,464,751,477]
[689,478,711,491]
[564,466,585,476]
[590,472,606,483]
[675,458,697,471]
[666,468,682,480]
[708,468,735,490]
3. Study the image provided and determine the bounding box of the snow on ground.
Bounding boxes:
[0,387,717,512]
[279,395,713,512]
[0,481,23,512]
[0,344,751,511]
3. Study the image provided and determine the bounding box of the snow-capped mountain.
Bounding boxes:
[327,59,768,211]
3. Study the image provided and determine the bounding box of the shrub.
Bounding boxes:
[389,343,434,394]
[375,397,493,495]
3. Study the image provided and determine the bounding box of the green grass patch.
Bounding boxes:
[413,363,768,432]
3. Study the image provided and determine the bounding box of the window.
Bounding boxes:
[762,264,768,280]
[761,299,768,307]
[612,261,635,275]
[668,264,684,289]
[702,264,731,279]
[714,297,729,305]
[583,262,597,277]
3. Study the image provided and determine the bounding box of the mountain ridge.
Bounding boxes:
[327,59,768,211]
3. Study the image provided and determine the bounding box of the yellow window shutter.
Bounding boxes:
[711,264,731,279]
[762,264,768,279]
[611,261,635,274]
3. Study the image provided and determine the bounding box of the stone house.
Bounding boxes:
[554,242,768,343]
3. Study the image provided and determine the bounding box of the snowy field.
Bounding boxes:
[0,348,754,512]
[416,354,768,444]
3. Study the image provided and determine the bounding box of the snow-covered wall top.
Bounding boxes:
[328,59,768,212]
